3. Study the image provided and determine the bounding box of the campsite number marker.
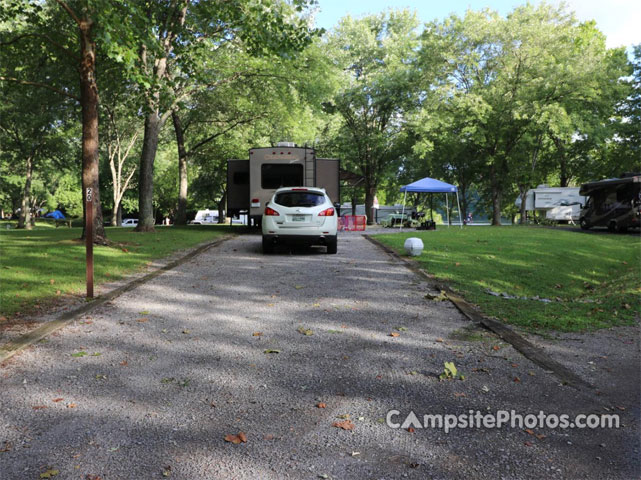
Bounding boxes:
[85,187,94,298]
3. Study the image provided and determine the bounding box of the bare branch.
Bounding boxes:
[0,33,80,61]
[54,0,83,26]
[0,76,80,101]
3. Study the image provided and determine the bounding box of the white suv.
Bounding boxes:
[262,187,338,254]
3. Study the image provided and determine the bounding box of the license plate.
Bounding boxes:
[292,215,306,222]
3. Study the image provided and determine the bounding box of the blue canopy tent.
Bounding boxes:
[399,177,462,229]
[44,210,66,220]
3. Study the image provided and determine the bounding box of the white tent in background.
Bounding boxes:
[399,177,462,229]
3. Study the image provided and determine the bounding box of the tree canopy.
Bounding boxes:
[1,1,637,230]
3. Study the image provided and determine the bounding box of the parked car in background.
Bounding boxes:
[121,218,138,227]
[261,187,338,254]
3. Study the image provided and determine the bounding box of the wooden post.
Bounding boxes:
[86,187,94,298]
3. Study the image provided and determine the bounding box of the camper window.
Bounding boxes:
[261,164,303,189]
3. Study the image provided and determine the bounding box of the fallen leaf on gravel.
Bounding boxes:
[313,303,321,307]
[264,349,280,354]
[71,351,88,357]
[525,429,535,435]
[162,465,172,477]
[182,329,190,334]
[263,434,275,440]
[454,392,466,398]
[524,441,533,447]
[317,402,326,408]
[294,285,305,289]
[616,406,626,411]
[535,434,546,440]
[52,398,64,403]
[67,403,77,409]
[514,377,521,383]
[332,420,355,430]
[389,332,400,337]
[0,441,12,452]
[492,345,500,351]
[40,469,59,478]
[85,475,102,480]
[139,310,150,315]
[407,427,415,433]
[224,432,247,444]
[337,413,350,419]
[267,303,275,307]
[120,360,128,367]
[435,338,444,343]
[396,326,407,331]
[33,405,47,410]
[511,364,518,367]
[136,318,148,323]
[91,352,101,356]
[252,332,263,336]
[297,326,314,336]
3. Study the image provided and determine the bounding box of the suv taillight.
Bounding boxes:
[265,206,280,216]
[318,208,335,217]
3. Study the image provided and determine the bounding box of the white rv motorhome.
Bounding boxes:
[515,186,586,222]
[190,209,220,224]
[227,143,340,225]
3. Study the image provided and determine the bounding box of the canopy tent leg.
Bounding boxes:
[446,193,450,227]
[456,191,463,228]
[400,190,407,232]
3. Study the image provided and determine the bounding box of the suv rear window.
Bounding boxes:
[274,191,325,207]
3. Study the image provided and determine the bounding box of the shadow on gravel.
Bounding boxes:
[1,234,639,479]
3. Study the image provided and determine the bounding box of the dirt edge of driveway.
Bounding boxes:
[0,235,233,365]
[363,234,592,390]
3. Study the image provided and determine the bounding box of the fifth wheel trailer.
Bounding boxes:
[227,143,340,225]
[515,186,586,222]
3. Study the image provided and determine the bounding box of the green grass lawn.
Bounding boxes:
[0,223,233,318]
[374,226,640,331]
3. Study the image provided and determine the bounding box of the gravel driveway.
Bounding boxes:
[1,231,639,479]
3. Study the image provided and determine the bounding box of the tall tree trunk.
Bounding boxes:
[136,112,161,232]
[559,156,569,187]
[490,164,502,226]
[79,20,106,243]
[18,155,33,230]
[218,191,226,223]
[364,183,376,226]
[518,185,528,225]
[117,203,122,226]
[172,111,188,225]
[111,204,118,226]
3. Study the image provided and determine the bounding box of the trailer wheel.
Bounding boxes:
[326,236,337,254]
[262,236,274,254]
[579,218,590,230]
